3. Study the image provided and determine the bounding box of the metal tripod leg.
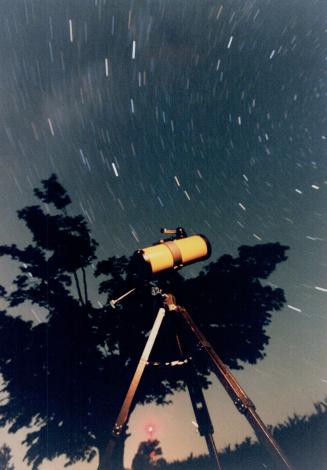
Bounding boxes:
[178,306,292,470]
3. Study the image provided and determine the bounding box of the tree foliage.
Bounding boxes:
[157,400,327,470]
[0,444,15,470]
[0,175,289,469]
[131,439,166,470]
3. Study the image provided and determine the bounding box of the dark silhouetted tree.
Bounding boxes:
[0,444,15,470]
[132,439,166,470]
[154,400,327,470]
[0,175,289,470]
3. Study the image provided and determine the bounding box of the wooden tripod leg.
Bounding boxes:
[102,307,166,470]
[113,307,166,435]
[178,306,292,470]
[175,333,222,470]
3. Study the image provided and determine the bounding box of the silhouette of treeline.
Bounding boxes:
[0,175,290,470]
[153,400,327,470]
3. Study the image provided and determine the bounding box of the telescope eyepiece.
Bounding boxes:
[160,227,187,239]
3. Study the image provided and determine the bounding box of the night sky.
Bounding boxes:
[0,0,326,468]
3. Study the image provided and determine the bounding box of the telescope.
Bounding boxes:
[132,227,211,276]
[111,227,210,307]
[105,228,292,470]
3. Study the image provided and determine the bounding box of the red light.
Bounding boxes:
[144,422,156,440]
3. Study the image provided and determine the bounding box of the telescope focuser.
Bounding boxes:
[160,227,187,239]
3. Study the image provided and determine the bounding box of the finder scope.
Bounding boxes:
[133,228,211,275]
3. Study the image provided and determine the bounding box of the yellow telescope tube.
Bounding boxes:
[137,235,211,274]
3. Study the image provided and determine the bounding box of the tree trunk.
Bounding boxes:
[98,430,128,470]
[82,267,88,304]
[73,271,84,305]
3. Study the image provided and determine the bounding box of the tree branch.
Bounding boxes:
[73,271,84,305]
[82,267,88,305]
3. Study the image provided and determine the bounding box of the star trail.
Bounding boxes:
[0,0,326,468]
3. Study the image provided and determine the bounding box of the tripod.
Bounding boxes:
[102,289,292,470]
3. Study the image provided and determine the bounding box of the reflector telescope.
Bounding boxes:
[134,232,211,275]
